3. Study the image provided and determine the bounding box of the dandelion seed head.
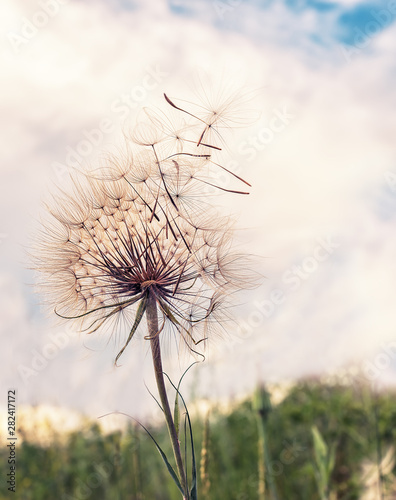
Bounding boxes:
[33,90,258,360]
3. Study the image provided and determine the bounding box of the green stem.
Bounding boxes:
[374,397,384,500]
[257,412,279,500]
[256,412,266,500]
[146,291,188,498]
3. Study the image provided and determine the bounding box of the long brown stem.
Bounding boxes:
[146,290,188,498]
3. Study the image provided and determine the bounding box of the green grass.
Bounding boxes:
[2,380,396,499]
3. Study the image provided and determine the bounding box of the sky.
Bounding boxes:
[1,0,396,420]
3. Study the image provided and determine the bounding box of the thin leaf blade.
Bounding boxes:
[115,298,146,364]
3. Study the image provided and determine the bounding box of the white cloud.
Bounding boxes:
[1,0,396,415]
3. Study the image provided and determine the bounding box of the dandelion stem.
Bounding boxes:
[146,290,188,498]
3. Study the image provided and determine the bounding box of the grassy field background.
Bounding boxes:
[2,380,396,500]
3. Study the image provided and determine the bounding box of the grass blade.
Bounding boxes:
[136,421,184,496]
[163,371,198,500]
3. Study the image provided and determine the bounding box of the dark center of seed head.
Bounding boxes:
[141,280,157,290]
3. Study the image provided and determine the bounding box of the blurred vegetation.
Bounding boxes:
[1,380,396,499]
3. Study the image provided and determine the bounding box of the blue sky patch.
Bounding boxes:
[164,0,396,54]
[373,180,396,221]
[169,0,193,15]
[285,0,338,13]
[337,2,396,44]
